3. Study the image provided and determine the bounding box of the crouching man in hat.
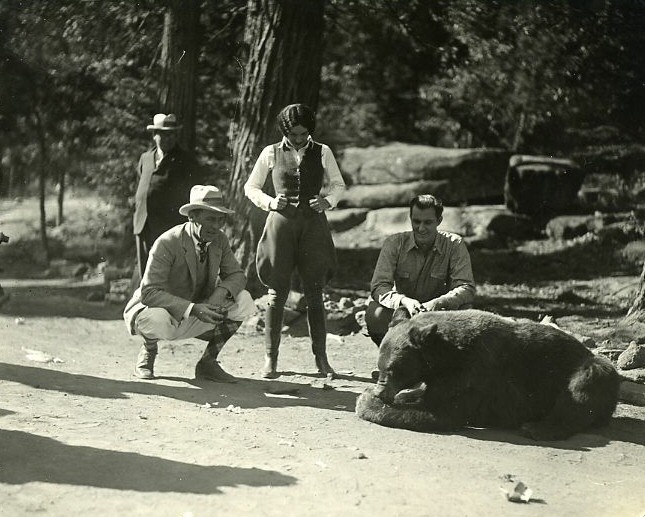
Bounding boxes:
[124,185,256,382]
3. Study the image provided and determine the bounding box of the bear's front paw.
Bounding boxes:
[393,382,427,406]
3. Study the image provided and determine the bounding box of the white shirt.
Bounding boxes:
[244,136,346,211]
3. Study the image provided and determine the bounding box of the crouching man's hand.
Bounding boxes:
[191,303,226,323]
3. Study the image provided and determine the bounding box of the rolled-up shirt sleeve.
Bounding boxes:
[244,145,276,212]
[370,236,406,310]
[321,144,346,209]
[431,241,476,310]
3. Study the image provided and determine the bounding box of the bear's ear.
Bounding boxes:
[389,307,411,328]
[408,323,438,349]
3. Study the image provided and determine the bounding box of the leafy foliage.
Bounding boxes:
[1,0,644,202]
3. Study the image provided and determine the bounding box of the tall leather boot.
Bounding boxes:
[261,303,284,379]
[195,321,241,383]
[135,339,158,379]
[307,302,336,379]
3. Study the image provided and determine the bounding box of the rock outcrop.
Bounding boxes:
[338,143,509,207]
[504,155,585,220]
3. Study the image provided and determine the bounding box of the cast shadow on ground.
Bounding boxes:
[0,428,296,493]
[0,362,360,413]
[454,415,645,451]
[475,296,626,321]
[0,284,124,320]
[278,370,375,384]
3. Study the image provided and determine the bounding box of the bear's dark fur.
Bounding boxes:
[356,309,620,440]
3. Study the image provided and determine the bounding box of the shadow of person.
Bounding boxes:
[0,362,359,412]
[279,370,374,383]
[190,375,360,412]
[0,429,296,493]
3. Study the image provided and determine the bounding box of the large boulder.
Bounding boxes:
[333,205,537,248]
[337,143,509,207]
[338,180,445,208]
[326,208,369,232]
[504,155,585,220]
[340,143,510,185]
[545,215,593,240]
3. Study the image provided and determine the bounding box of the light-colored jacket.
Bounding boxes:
[124,223,246,334]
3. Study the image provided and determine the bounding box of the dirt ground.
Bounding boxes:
[1,196,645,517]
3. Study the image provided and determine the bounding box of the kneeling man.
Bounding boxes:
[124,185,255,382]
[366,194,476,346]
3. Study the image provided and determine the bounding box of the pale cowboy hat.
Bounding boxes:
[146,113,182,131]
[179,185,235,216]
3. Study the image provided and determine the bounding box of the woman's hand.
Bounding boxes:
[269,193,288,211]
[309,195,331,213]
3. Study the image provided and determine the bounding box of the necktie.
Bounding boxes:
[197,240,208,263]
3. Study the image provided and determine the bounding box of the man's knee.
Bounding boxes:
[365,301,393,346]
[135,307,179,340]
[227,289,256,322]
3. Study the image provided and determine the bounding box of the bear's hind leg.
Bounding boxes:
[521,357,620,441]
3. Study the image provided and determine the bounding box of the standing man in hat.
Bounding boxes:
[124,185,256,382]
[132,113,206,282]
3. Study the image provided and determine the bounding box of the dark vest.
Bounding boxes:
[271,142,324,205]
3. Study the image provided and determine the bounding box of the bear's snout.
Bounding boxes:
[373,382,394,404]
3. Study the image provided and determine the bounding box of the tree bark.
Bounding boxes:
[626,261,645,319]
[34,110,50,264]
[159,0,200,151]
[56,169,65,226]
[226,0,325,294]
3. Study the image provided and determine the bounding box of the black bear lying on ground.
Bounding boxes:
[356,308,620,440]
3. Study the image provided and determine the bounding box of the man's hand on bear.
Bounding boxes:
[400,296,424,316]
[422,298,447,312]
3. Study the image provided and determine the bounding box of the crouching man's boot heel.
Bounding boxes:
[194,321,241,383]
[135,340,158,379]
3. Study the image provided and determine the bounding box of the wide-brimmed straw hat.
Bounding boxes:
[146,113,182,131]
[179,185,235,216]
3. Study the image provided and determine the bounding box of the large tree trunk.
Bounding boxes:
[56,169,65,226]
[34,110,50,264]
[159,0,200,151]
[614,261,645,343]
[226,0,325,295]
[626,262,645,320]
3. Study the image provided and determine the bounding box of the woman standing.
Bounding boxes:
[244,104,346,379]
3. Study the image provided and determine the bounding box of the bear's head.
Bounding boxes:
[373,308,466,404]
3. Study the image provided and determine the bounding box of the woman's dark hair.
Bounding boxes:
[277,103,316,136]
[409,194,443,219]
